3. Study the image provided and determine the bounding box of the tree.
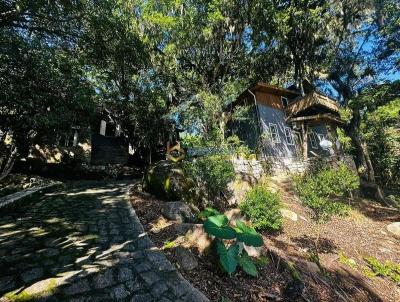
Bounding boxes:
[0,1,107,179]
[250,0,333,93]
[0,31,95,179]
[139,0,251,139]
[357,81,400,189]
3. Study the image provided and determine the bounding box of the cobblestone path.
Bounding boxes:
[0,182,208,302]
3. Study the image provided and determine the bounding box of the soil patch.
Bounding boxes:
[130,186,399,301]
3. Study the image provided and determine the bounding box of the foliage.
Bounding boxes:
[294,164,358,223]
[202,212,263,277]
[198,207,222,220]
[362,97,400,188]
[183,154,235,201]
[294,163,358,267]
[364,256,400,284]
[240,185,283,231]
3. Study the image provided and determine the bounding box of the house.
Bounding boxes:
[90,109,129,165]
[228,82,348,173]
[28,107,130,166]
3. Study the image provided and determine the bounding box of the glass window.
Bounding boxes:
[269,123,281,143]
[284,127,294,145]
[281,97,288,107]
[309,132,318,149]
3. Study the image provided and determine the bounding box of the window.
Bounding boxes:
[281,97,288,108]
[284,127,294,145]
[309,132,318,149]
[269,123,281,143]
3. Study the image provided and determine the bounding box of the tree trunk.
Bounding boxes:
[345,108,386,202]
[345,109,375,182]
[0,144,17,181]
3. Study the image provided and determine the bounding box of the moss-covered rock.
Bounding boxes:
[143,160,196,201]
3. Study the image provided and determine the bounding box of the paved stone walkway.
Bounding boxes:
[0,182,208,302]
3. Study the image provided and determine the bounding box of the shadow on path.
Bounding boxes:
[0,181,207,302]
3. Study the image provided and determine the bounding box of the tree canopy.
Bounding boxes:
[0,0,399,187]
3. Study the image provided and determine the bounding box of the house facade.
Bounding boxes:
[228,82,349,173]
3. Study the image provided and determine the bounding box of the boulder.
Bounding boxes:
[387,222,400,239]
[173,223,202,235]
[143,160,196,201]
[280,208,298,222]
[186,225,212,253]
[161,201,196,223]
[175,247,198,271]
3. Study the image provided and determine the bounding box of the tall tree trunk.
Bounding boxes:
[345,108,386,202]
[345,109,375,182]
[0,143,17,181]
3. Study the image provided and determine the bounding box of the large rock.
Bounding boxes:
[175,246,198,271]
[143,160,195,201]
[161,202,196,223]
[173,223,202,235]
[387,222,400,239]
[186,225,212,253]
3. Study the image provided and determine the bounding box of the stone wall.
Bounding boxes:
[266,155,357,176]
[231,157,265,180]
[231,155,357,178]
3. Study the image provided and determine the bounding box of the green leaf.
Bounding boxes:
[235,220,263,247]
[238,250,258,277]
[217,241,239,274]
[198,207,221,219]
[203,215,236,239]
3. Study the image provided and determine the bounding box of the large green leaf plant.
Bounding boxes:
[201,209,264,277]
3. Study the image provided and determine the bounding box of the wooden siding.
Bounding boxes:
[255,91,283,110]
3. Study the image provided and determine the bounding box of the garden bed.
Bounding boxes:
[130,184,400,302]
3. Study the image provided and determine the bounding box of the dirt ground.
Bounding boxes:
[130,182,400,302]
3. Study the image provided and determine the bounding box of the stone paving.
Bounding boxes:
[0,181,208,302]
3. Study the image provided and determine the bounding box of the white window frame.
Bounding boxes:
[309,132,318,149]
[284,127,294,145]
[269,123,281,143]
[281,97,288,108]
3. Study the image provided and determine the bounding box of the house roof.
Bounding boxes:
[287,113,345,125]
[249,82,301,98]
[231,82,300,108]
[285,91,340,117]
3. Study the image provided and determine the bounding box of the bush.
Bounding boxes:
[240,185,283,231]
[294,163,358,223]
[183,154,235,200]
[200,208,263,277]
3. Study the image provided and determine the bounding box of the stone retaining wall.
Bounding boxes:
[232,155,356,178]
[0,182,62,210]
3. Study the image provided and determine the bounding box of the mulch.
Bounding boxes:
[130,187,400,302]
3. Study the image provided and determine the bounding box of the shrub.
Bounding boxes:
[294,163,358,223]
[293,163,359,266]
[364,256,400,284]
[240,185,282,231]
[200,208,263,277]
[183,154,235,200]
